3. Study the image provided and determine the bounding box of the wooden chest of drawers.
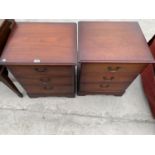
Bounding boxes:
[78,22,154,96]
[1,22,77,97]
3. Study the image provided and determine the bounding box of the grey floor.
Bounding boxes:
[0,19,155,135]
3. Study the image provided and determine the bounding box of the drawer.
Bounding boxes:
[79,82,129,92]
[18,76,74,86]
[78,91,124,96]
[80,72,137,83]
[8,65,74,78]
[23,84,74,94]
[81,63,146,74]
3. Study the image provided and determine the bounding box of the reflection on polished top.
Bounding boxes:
[1,22,77,65]
[78,22,154,63]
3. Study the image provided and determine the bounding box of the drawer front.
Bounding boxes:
[80,72,137,83]
[23,84,74,94]
[79,82,129,92]
[18,76,74,86]
[8,65,74,78]
[81,63,146,74]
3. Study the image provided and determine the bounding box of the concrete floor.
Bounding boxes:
[0,19,155,134]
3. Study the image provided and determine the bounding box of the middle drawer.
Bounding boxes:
[80,72,137,83]
[18,76,74,86]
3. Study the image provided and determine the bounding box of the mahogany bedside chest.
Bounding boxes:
[78,22,154,96]
[1,22,77,98]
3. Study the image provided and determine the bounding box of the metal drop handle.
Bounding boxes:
[103,76,114,81]
[35,67,47,72]
[107,66,121,72]
[100,84,110,88]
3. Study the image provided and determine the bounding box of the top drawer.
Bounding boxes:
[8,65,74,78]
[81,63,146,74]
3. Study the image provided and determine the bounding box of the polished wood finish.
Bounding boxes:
[0,19,23,97]
[80,82,129,92]
[14,76,74,85]
[81,72,137,83]
[1,22,77,97]
[24,84,74,94]
[81,63,146,73]
[79,22,154,63]
[8,66,74,78]
[141,35,155,118]
[1,23,76,65]
[8,65,75,97]
[78,22,154,96]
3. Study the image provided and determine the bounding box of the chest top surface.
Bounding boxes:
[78,22,154,63]
[1,22,77,65]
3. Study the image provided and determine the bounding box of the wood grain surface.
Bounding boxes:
[1,22,77,65]
[78,22,154,63]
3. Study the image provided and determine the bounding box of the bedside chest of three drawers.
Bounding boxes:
[78,22,154,96]
[1,22,77,98]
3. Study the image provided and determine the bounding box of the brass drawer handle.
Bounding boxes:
[40,77,51,82]
[107,66,121,72]
[99,84,110,88]
[34,67,47,72]
[42,82,48,85]
[103,76,114,81]
[43,85,53,90]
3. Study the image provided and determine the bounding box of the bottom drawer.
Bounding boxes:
[79,82,129,92]
[23,84,74,94]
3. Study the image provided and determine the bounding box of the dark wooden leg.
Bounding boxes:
[77,91,87,96]
[114,91,125,96]
[0,67,23,97]
[66,93,76,98]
